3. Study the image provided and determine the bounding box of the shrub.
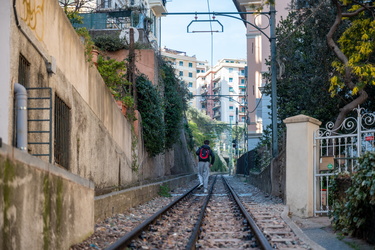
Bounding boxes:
[330,151,375,241]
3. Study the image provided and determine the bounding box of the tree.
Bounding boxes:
[327,0,375,129]
[186,107,228,149]
[59,0,96,13]
[264,0,375,131]
[264,1,344,126]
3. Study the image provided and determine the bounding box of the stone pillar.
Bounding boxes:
[284,115,321,218]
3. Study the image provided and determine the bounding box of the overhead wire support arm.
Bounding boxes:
[162,11,272,40]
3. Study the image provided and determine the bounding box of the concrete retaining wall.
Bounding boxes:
[0,143,95,250]
[94,174,197,222]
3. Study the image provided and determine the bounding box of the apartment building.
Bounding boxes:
[232,0,290,150]
[161,47,209,107]
[197,59,247,125]
[71,0,166,50]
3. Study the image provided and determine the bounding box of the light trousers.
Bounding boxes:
[197,161,210,189]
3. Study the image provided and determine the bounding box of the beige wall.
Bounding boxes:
[0,143,94,250]
[284,115,321,218]
[7,0,195,192]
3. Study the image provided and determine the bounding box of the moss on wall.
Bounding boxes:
[1,157,16,250]
[43,175,51,250]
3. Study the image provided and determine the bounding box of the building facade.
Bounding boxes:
[232,0,290,151]
[161,47,209,107]
[197,59,247,124]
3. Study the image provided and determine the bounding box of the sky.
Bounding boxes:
[160,0,247,66]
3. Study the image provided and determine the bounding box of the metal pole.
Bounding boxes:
[270,4,278,157]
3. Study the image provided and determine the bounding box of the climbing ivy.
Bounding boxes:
[159,58,190,149]
[136,74,165,156]
[96,56,134,107]
[330,151,375,239]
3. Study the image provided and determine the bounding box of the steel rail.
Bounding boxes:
[185,175,218,250]
[105,183,199,250]
[222,176,273,250]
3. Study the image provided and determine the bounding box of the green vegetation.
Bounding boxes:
[160,59,190,150]
[158,184,172,197]
[210,153,228,172]
[96,56,134,107]
[186,107,227,149]
[330,152,375,239]
[93,35,152,51]
[136,74,165,156]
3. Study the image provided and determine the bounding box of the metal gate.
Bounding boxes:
[314,107,375,215]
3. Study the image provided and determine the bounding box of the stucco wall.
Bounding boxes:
[106,49,158,84]
[284,115,321,218]
[0,143,94,250]
[0,0,11,144]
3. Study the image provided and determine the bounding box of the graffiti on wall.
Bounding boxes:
[19,0,45,41]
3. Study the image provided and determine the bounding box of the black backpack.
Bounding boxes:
[199,147,210,160]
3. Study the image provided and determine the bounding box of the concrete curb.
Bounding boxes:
[281,206,325,250]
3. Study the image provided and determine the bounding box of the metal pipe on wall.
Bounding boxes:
[14,83,27,151]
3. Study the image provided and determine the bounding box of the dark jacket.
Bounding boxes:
[196,145,215,164]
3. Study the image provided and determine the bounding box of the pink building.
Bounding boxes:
[232,0,290,150]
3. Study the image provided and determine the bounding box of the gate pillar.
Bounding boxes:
[284,115,321,218]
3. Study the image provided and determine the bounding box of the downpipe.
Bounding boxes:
[14,83,27,151]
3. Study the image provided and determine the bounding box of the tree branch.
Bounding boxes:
[328,0,369,130]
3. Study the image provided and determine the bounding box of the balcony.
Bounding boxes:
[201,89,208,95]
[212,95,220,100]
[213,102,221,109]
[212,84,221,91]
[149,0,167,17]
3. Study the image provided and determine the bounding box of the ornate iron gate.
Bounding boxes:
[314,107,375,215]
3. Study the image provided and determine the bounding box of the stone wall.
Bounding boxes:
[0,143,94,250]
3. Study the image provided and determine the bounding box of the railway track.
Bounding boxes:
[104,174,311,249]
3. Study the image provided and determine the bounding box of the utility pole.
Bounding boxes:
[270,3,278,157]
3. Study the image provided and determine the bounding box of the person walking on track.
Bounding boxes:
[196,140,215,193]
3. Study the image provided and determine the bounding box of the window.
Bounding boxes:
[229,106,234,110]
[229,115,234,122]
[18,54,30,87]
[197,69,200,73]
[188,62,193,68]
[54,95,71,169]
[229,78,233,83]
[179,61,183,66]
[188,72,193,78]
[228,68,233,73]
[179,71,183,76]
[229,87,234,92]
[240,69,245,75]
[241,117,246,122]
[241,79,245,84]
[202,104,206,109]
[229,97,234,102]
[188,82,193,88]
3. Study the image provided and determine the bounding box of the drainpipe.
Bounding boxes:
[14,83,27,151]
